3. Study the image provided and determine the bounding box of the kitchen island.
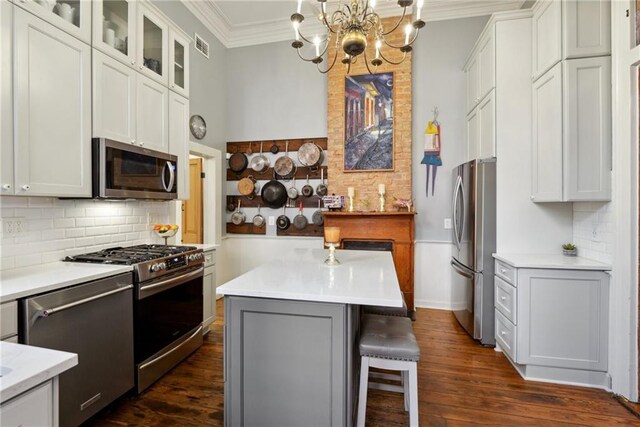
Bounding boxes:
[217,248,402,427]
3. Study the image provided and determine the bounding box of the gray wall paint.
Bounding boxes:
[411,16,489,241]
[226,40,328,141]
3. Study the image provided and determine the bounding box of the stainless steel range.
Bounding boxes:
[66,244,205,393]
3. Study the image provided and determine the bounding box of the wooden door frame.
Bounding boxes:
[170,142,222,246]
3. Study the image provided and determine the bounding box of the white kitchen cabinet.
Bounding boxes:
[137,4,168,85]
[0,380,55,427]
[532,0,562,80]
[531,62,563,202]
[93,49,137,143]
[136,76,168,152]
[466,108,479,161]
[562,0,610,59]
[169,29,189,98]
[478,90,496,159]
[203,249,216,333]
[563,57,611,201]
[169,91,190,200]
[465,55,479,114]
[494,259,610,388]
[13,7,91,197]
[0,0,13,195]
[92,0,137,67]
[478,31,495,101]
[12,0,91,44]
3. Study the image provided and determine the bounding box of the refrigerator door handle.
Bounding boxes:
[451,259,474,280]
[452,176,462,250]
[458,177,466,247]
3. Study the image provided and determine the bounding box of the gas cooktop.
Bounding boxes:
[65,244,198,265]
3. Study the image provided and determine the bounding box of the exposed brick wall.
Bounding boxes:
[327,17,413,211]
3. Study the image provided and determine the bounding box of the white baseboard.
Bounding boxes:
[414,299,453,311]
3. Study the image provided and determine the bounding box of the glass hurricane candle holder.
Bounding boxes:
[324,226,341,265]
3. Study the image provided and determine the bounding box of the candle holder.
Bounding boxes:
[348,196,355,212]
[324,242,340,265]
[378,193,386,212]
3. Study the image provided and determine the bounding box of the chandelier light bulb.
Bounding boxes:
[375,39,381,59]
[297,0,302,14]
[314,35,321,57]
[417,0,423,20]
[404,24,412,45]
[370,0,377,9]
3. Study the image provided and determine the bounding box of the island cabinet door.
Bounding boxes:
[224,296,349,427]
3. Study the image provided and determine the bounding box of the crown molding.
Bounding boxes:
[180,0,527,49]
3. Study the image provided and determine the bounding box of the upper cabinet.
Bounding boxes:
[92,1,189,94]
[465,31,494,115]
[532,0,561,80]
[93,0,137,67]
[530,0,611,202]
[12,0,91,44]
[12,7,91,197]
[1,0,14,195]
[532,0,611,81]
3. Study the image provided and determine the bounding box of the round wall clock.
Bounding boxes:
[189,115,207,140]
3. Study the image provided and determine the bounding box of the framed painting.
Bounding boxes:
[344,72,394,171]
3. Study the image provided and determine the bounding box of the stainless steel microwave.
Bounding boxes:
[93,138,178,200]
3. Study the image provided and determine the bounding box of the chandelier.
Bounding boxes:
[290,0,425,74]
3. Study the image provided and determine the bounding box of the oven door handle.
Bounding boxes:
[139,267,204,300]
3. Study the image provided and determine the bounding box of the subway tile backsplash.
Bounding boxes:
[0,197,170,270]
[573,202,613,264]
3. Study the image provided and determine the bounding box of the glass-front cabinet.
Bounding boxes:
[169,30,189,97]
[93,0,136,66]
[15,0,91,43]
[137,6,168,84]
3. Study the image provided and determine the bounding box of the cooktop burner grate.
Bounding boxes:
[64,245,198,265]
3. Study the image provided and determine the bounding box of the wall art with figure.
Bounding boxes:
[344,72,394,171]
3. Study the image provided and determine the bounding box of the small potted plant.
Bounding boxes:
[562,243,577,257]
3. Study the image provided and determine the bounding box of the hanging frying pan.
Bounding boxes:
[312,200,324,226]
[301,174,314,197]
[231,200,246,225]
[274,141,296,179]
[316,168,328,197]
[277,205,290,230]
[249,142,270,173]
[298,141,323,170]
[293,201,308,230]
[228,147,248,174]
[252,205,265,227]
[287,178,298,200]
[260,170,288,209]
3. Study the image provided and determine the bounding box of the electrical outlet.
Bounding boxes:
[268,216,275,226]
[3,218,27,235]
[444,218,452,229]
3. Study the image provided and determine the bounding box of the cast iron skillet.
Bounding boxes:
[229,147,248,174]
[261,170,288,209]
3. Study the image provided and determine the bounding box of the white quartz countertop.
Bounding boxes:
[0,342,77,402]
[217,248,403,307]
[493,253,612,271]
[0,262,133,303]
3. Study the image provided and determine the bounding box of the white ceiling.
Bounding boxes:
[181,0,527,49]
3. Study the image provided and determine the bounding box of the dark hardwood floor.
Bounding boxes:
[88,299,639,426]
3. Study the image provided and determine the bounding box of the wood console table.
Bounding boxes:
[322,211,416,315]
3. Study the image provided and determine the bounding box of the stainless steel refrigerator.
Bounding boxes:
[451,159,496,346]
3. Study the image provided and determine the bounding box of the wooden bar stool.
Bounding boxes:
[357,313,420,427]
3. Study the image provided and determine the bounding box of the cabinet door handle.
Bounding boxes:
[530,195,535,201]
[501,331,506,336]
[131,139,136,144]
[139,142,144,146]
[500,296,506,301]
[500,269,507,274]
[140,65,144,70]
[21,184,30,191]
[2,184,11,190]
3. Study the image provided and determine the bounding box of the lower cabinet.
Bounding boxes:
[0,380,55,427]
[495,262,610,388]
[203,249,216,333]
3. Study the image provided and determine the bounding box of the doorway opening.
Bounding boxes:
[182,156,204,244]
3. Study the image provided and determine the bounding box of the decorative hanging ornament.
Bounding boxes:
[421,107,442,197]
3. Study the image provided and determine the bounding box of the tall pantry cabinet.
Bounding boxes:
[530,0,611,202]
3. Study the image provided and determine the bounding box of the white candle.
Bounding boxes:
[370,0,376,9]
[314,36,320,57]
[293,22,300,41]
[297,0,302,14]
[348,187,355,197]
[404,24,411,45]
[378,184,385,194]
[375,39,381,59]
[417,0,423,20]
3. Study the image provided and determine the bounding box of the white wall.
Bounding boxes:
[0,197,170,270]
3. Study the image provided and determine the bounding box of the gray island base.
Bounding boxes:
[217,249,403,427]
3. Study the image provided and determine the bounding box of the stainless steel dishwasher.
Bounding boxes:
[21,273,134,427]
